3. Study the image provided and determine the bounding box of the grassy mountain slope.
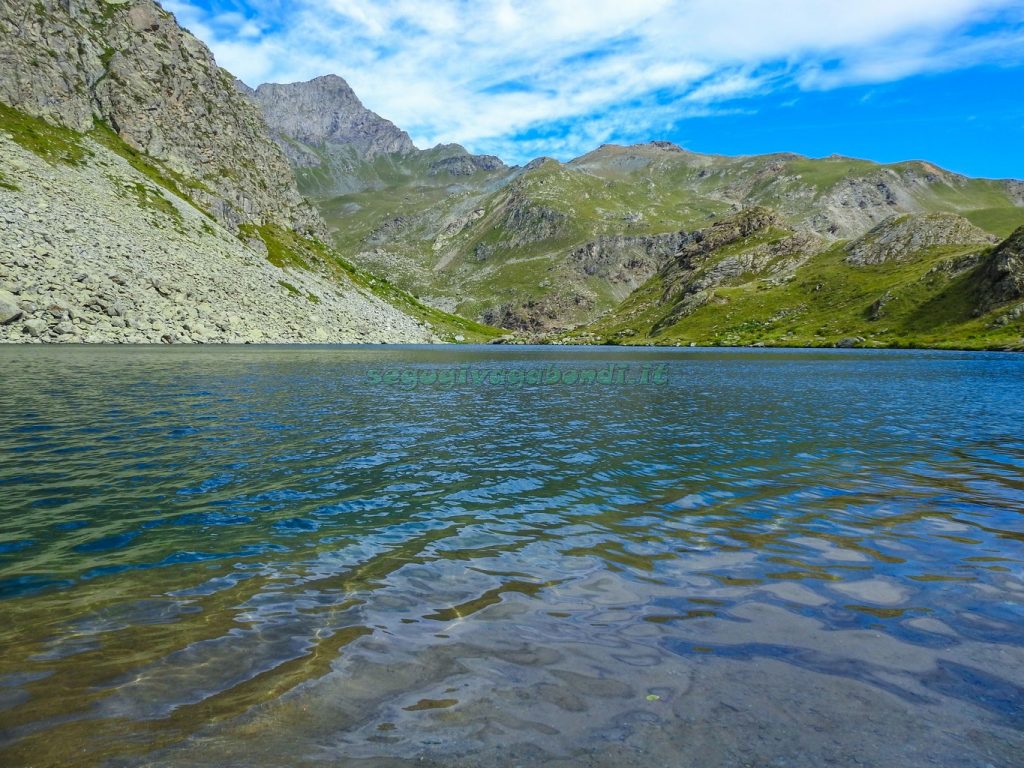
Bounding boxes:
[306,141,1024,333]
[570,209,1024,350]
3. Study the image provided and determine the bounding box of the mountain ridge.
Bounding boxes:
[1,3,1022,349]
[269,105,1022,337]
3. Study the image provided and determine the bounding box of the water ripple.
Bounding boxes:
[0,346,1022,767]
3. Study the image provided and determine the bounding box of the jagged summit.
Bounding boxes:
[253,75,416,166]
[642,140,687,152]
[250,76,509,195]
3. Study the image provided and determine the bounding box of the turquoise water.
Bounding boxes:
[0,345,1022,767]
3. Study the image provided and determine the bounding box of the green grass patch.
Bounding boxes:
[0,101,90,165]
[0,170,18,191]
[963,207,1024,238]
[239,223,312,270]
[783,157,879,194]
[124,180,181,222]
[89,121,214,218]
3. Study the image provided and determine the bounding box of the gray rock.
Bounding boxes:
[0,290,23,324]
[845,213,994,265]
[22,318,48,337]
[253,75,416,166]
[973,226,1024,314]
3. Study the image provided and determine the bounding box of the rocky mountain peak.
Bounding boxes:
[253,75,416,166]
[645,141,686,153]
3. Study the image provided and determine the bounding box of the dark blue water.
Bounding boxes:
[0,345,1022,767]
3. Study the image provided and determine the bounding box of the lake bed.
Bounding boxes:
[1,345,1022,767]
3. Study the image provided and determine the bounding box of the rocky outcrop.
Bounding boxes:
[569,233,686,294]
[0,0,324,236]
[488,187,569,249]
[973,226,1024,314]
[673,207,780,267]
[0,287,21,324]
[253,75,415,167]
[428,149,505,177]
[653,208,816,331]
[481,293,595,333]
[845,213,995,265]
[0,125,435,344]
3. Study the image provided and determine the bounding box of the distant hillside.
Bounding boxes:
[263,114,1023,337]
[571,209,1024,350]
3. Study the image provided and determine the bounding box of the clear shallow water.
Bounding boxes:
[0,345,1022,768]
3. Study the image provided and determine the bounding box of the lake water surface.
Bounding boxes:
[1,345,1023,767]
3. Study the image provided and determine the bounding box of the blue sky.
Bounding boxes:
[163,0,1024,178]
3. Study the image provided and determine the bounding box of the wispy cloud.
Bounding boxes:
[163,0,1024,162]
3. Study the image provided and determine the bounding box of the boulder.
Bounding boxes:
[0,289,22,324]
[23,317,47,337]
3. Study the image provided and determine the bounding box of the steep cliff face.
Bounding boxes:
[568,232,687,294]
[253,75,416,167]
[0,0,323,235]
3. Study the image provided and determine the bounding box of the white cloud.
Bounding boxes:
[161,0,1024,162]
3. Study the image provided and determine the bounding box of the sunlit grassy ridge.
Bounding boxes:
[575,212,1024,350]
